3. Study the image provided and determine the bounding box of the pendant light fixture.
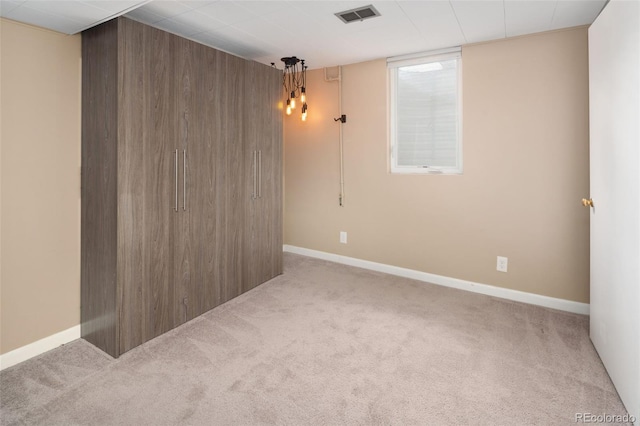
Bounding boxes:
[281,56,308,121]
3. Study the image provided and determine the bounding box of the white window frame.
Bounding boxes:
[388,48,463,174]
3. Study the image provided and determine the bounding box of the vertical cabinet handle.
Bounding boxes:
[183,149,186,211]
[258,150,262,198]
[174,149,178,212]
[252,150,257,200]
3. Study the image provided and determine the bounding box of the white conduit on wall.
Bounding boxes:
[324,66,345,207]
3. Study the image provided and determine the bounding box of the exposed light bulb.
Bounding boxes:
[281,58,309,119]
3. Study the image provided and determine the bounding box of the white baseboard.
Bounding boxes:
[0,325,81,371]
[283,245,590,316]
[0,247,589,370]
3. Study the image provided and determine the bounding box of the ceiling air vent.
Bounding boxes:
[335,5,381,24]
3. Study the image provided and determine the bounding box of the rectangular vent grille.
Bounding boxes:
[335,5,381,24]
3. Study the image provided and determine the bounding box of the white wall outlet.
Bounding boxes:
[340,231,347,244]
[497,256,508,272]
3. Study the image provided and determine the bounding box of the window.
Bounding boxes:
[388,48,462,174]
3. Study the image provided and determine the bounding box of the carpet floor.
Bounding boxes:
[0,253,630,425]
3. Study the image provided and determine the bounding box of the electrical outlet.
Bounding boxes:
[496,256,508,272]
[340,231,347,244]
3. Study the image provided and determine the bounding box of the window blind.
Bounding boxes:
[388,49,462,173]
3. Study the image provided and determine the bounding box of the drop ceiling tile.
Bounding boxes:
[2,0,607,71]
[345,1,410,30]
[550,0,606,30]
[153,17,202,37]
[235,1,288,16]
[291,53,342,69]
[163,9,227,33]
[196,29,270,59]
[140,1,193,18]
[0,1,25,16]
[415,34,463,53]
[194,30,231,48]
[505,0,557,37]
[349,21,421,45]
[125,7,165,24]
[230,17,295,46]
[451,0,505,43]
[232,44,271,59]
[181,0,217,9]
[291,14,359,37]
[4,4,84,33]
[293,35,364,67]
[291,1,370,17]
[19,1,107,23]
[397,1,465,48]
[196,1,256,25]
[312,48,367,68]
[348,45,413,63]
[207,23,276,50]
[261,8,318,35]
[81,1,149,14]
[226,24,280,53]
[288,1,382,35]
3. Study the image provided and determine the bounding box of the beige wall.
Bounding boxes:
[0,21,589,354]
[0,18,81,354]
[284,27,590,303]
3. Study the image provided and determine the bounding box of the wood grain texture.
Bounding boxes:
[259,65,284,282]
[81,19,119,358]
[243,60,261,293]
[264,65,284,280]
[141,23,178,346]
[117,17,146,355]
[173,34,193,326]
[196,45,228,315]
[175,36,226,323]
[243,62,284,292]
[82,17,282,358]
[226,54,247,303]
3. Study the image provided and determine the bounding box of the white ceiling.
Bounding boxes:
[1,0,607,69]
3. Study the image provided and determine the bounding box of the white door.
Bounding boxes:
[588,0,639,422]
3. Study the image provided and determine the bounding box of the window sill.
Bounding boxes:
[390,167,463,175]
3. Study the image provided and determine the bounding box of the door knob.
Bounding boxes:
[582,198,594,207]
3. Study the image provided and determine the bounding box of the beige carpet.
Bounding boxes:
[0,253,630,425]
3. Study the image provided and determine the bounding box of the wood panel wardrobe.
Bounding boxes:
[81,17,283,358]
